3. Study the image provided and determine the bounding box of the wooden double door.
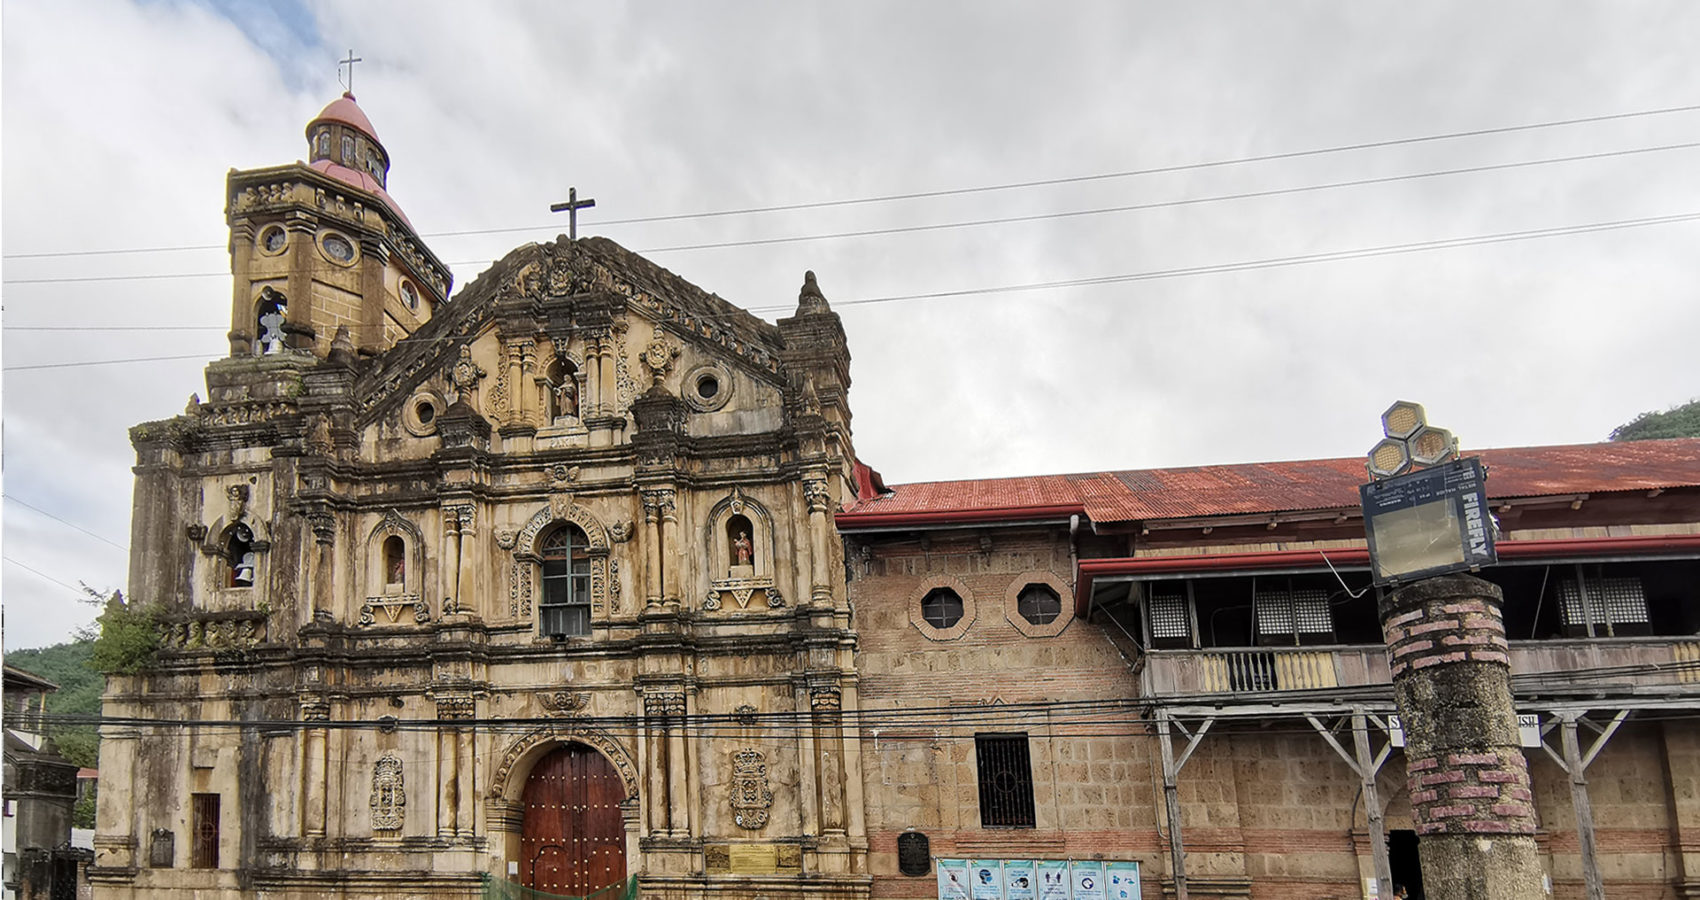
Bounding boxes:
[521,743,627,896]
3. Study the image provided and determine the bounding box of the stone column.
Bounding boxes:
[658,489,681,609]
[803,476,833,606]
[442,507,463,608]
[811,686,847,833]
[307,512,336,619]
[301,700,329,839]
[455,506,476,616]
[641,490,665,608]
[598,333,617,417]
[505,340,524,424]
[1380,574,1542,900]
[643,691,673,834]
[1659,722,1700,898]
[519,340,539,425]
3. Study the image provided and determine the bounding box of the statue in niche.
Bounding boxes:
[553,374,578,420]
[546,357,580,423]
[726,513,755,577]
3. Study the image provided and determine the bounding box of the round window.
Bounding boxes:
[416,400,436,425]
[260,226,287,254]
[1017,584,1061,625]
[921,588,964,629]
[322,233,355,263]
[401,281,419,310]
[696,374,720,400]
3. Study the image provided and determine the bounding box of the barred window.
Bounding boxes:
[922,588,964,629]
[1558,575,1648,636]
[540,526,592,638]
[1149,586,1191,642]
[1017,584,1061,626]
[191,793,220,869]
[974,733,1036,828]
[1254,586,1333,642]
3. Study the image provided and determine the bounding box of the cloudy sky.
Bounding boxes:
[3,1,1697,649]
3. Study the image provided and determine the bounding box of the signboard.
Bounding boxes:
[1003,860,1037,900]
[1105,861,1141,900]
[938,859,971,900]
[1071,860,1107,900]
[1360,457,1495,584]
[1387,715,1404,748]
[1036,860,1071,900]
[1519,713,1541,748]
[970,860,1004,900]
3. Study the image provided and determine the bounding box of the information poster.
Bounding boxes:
[1070,860,1106,900]
[1035,861,1071,900]
[1002,860,1037,900]
[1105,862,1141,900]
[938,859,971,900]
[970,860,1005,900]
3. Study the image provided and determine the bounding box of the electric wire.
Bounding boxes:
[7,100,1699,260]
[8,139,1698,286]
[1,556,94,599]
[3,494,130,550]
[5,210,1699,369]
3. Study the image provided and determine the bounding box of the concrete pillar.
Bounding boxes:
[1380,574,1543,899]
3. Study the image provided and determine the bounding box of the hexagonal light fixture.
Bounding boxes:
[1380,400,1427,440]
[1408,425,1458,467]
[1367,437,1412,479]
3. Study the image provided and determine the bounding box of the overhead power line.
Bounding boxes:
[7,139,1697,287]
[5,101,1698,261]
[1,556,94,599]
[3,495,130,550]
[5,210,1698,367]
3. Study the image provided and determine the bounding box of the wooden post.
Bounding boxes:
[1561,714,1605,900]
[1351,710,1394,898]
[1156,712,1189,900]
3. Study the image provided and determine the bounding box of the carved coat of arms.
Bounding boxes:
[730,748,773,829]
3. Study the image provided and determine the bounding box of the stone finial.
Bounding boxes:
[797,270,830,314]
[328,325,358,365]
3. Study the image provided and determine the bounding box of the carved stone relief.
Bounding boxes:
[370,754,406,832]
[358,594,430,626]
[730,748,774,830]
[539,692,590,716]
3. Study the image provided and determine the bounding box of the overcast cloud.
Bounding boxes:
[3,1,1697,649]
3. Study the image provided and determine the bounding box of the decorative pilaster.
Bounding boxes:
[811,685,847,833]
[640,489,672,608]
[804,476,834,606]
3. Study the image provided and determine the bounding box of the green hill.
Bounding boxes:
[6,637,103,769]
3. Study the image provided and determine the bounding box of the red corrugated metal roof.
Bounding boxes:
[839,438,1700,526]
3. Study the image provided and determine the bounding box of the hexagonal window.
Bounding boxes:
[921,588,964,629]
[1017,584,1061,625]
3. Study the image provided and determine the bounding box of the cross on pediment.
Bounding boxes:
[549,187,596,240]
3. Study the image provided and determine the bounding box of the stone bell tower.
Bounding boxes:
[224,92,452,359]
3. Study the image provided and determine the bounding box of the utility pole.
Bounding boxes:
[1361,402,1546,899]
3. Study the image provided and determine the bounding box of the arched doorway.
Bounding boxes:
[521,742,627,895]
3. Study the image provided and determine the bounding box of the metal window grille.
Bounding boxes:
[1255,588,1332,636]
[540,528,592,638]
[1148,587,1190,640]
[1558,577,1648,627]
[974,733,1036,828]
[922,588,964,629]
[191,793,220,869]
[1017,584,1061,625]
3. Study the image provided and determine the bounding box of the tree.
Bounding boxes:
[1610,398,1700,441]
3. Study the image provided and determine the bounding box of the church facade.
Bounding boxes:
[93,93,1700,900]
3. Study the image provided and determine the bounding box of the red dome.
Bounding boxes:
[307,91,382,146]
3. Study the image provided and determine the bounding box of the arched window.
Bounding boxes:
[255,292,287,356]
[540,526,591,639]
[382,536,405,589]
[227,524,256,588]
[314,129,331,160]
[726,514,754,570]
